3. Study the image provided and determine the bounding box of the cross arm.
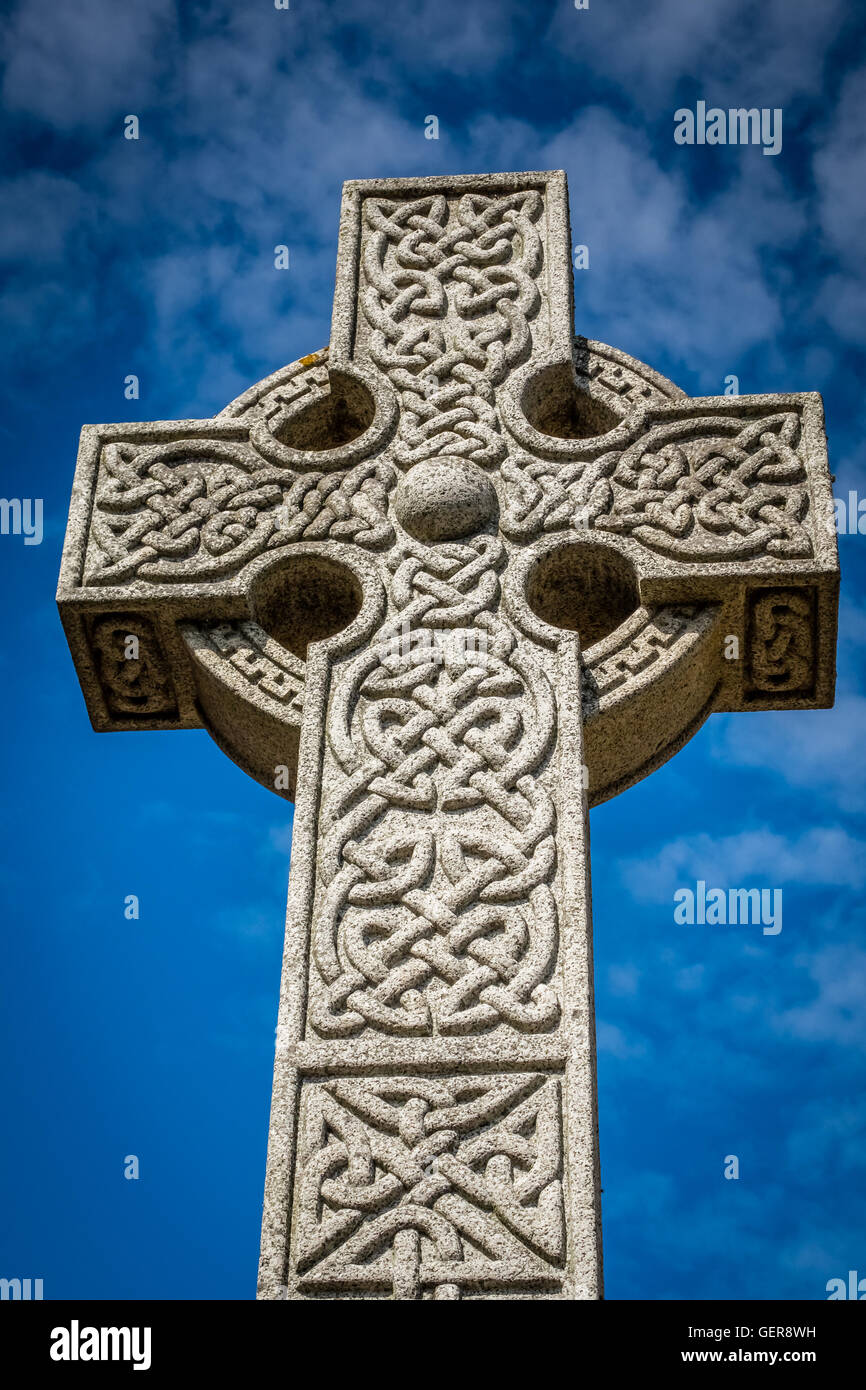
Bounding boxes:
[501,389,839,713]
[56,415,389,797]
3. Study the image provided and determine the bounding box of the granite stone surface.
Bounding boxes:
[58,170,839,1300]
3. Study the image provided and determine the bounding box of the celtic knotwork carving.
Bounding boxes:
[294,1073,565,1298]
[500,451,620,540]
[361,191,543,472]
[87,438,285,583]
[273,460,396,549]
[387,532,505,628]
[58,172,841,1310]
[85,440,396,584]
[90,614,178,717]
[310,536,559,1038]
[746,588,815,696]
[608,412,811,557]
[501,412,813,560]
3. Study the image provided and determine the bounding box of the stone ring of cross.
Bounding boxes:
[59,170,838,1301]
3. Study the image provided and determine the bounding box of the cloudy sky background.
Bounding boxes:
[1,0,865,1298]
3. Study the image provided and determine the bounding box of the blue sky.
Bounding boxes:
[1,0,865,1300]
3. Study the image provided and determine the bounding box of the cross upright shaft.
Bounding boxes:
[58,170,838,1300]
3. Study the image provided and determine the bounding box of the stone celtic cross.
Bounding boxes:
[58,170,838,1300]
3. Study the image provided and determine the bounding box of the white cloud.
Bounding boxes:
[268,823,294,856]
[537,109,799,380]
[0,171,92,261]
[545,0,848,108]
[810,64,866,343]
[773,946,866,1048]
[608,962,640,997]
[621,825,866,902]
[813,65,866,268]
[596,1019,648,1060]
[785,1096,866,1175]
[0,0,858,410]
[712,693,866,815]
[1,0,177,129]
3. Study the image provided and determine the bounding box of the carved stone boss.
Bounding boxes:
[58,171,839,1300]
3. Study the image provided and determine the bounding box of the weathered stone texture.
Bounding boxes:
[59,171,838,1299]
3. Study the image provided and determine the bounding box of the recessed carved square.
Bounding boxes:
[89,614,178,719]
[745,587,816,699]
[291,1072,566,1300]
